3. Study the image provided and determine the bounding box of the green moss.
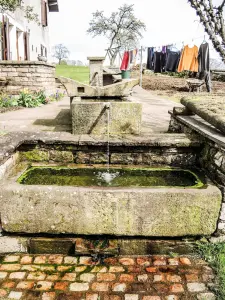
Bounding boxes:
[20,150,49,162]
[17,166,205,188]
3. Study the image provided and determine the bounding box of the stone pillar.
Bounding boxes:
[87,57,105,87]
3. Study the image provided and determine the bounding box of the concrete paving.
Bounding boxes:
[0,87,179,134]
[131,86,181,134]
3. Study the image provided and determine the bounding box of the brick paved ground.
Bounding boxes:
[0,255,216,300]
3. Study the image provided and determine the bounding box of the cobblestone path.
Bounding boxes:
[0,255,216,300]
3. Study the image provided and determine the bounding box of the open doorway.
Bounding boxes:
[2,16,10,60]
[24,31,30,61]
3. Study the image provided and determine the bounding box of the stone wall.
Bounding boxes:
[169,114,225,237]
[0,61,56,95]
[17,141,200,168]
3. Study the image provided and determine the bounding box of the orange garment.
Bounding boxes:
[178,45,199,72]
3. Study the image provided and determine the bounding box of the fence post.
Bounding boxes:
[140,46,143,88]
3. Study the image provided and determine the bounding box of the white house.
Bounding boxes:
[0,0,59,62]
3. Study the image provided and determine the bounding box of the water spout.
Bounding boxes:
[97,103,119,185]
[106,103,111,173]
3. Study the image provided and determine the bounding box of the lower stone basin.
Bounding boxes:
[0,165,221,237]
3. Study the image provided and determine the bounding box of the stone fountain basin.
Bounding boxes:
[0,165,221,237]
[71,99,142,135]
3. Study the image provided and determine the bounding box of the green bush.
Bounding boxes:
[17,90,40,108]
[17,89,65,108]
[0,93,18,108]
[0,89,65,109]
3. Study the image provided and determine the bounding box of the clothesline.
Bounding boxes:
[139,35,208,52]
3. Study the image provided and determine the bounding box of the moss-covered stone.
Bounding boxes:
[29,238,74,254]
[49,150,73,163]
[1,172,221,236]
[20,150,49,162]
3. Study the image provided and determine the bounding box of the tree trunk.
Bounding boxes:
[109,49,119,66]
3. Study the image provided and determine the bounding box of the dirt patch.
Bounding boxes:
[0,107,22,114]
[132,71,225,103]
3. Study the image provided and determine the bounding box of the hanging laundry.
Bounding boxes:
[120,51,130,71]
[198,42,211,92]
[166,50,180,72]
[133,49,138,65]
[177,45,199,73]
[161,46,167,72]
[154,51,162,73]
[162,46,167,54]
[129,50,134,64]
[146,47,154,70]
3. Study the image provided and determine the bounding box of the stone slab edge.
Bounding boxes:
[0,131,201,165]
[0,61,55,68]
[168,110,225,149]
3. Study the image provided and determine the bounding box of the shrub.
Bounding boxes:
[17,89,42,108]
[0,89,65,109]
[0,93,18,108]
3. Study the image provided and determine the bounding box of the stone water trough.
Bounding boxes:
[57,57,142,135]
[0,133,222,237]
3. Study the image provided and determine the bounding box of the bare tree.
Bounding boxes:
[53,44,70,65]
[188,0,225,61]
[0,0,39,23]
[87,4,146,66]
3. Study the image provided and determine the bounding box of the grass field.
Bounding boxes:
[56,65,90,84]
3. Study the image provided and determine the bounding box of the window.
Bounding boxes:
[41,0,48,27]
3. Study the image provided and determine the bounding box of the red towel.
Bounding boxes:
[120,51,130,71]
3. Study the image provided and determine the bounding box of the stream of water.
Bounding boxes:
[97,103,119,184]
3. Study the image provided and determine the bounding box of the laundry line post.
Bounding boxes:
[140,46,143,88]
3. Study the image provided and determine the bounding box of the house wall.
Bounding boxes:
[0,0,52,62]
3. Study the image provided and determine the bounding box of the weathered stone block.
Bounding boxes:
[29,238,74,254]
[89,153,108,164]
[74,152,90,164]
[0,182,221,236]
[20,150,49,162]
[19,68,29,73]
[71,101,142,135]
[111,153,142,165]
[49,150,73,162]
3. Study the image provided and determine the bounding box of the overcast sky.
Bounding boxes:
[49,0,221,64]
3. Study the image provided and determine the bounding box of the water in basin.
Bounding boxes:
[17,167,204,188]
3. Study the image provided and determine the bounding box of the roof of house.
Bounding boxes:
[48,0,59,12]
